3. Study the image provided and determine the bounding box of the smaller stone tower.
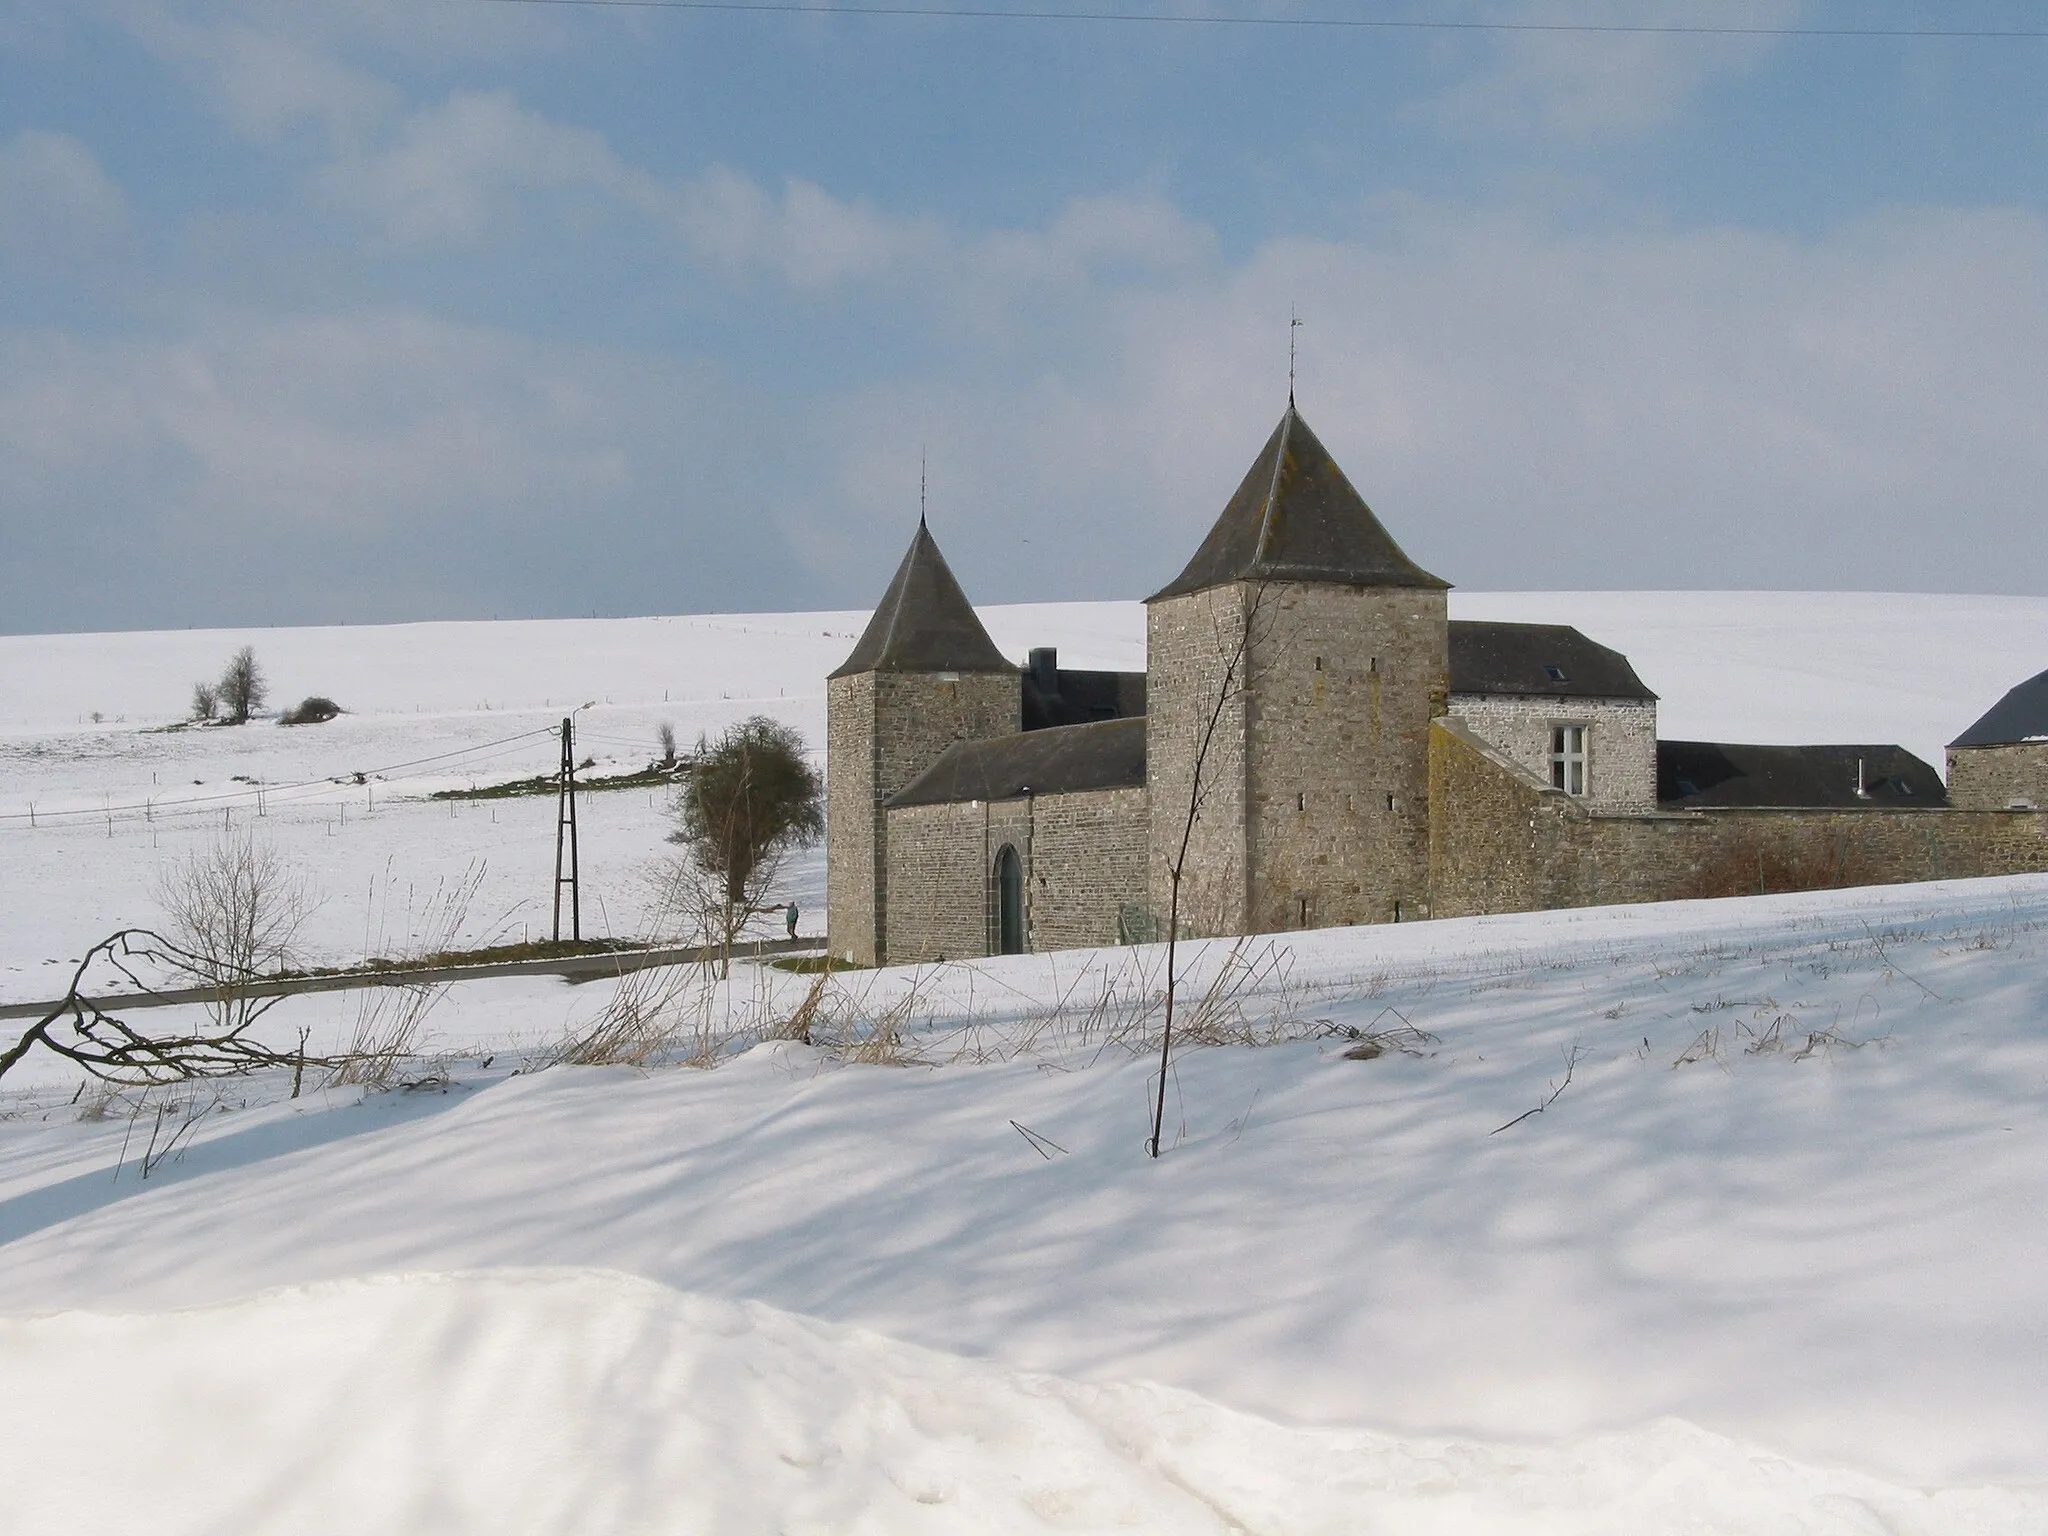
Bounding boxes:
[826,520,1019,965]
[1145,404,1450,939]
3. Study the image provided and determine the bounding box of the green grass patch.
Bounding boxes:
[770,955,867,974]
[430,764,688,801]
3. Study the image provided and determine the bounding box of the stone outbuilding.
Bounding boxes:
[1948,669,2048,811]
[826,403,2048,966]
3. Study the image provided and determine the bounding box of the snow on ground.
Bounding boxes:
[6,1269,2037,1535]
[5,596,2048,1531]
[1,592,2042,1004]
[2,875,2047,1530]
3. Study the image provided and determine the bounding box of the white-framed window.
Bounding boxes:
[1550,724,1588,795]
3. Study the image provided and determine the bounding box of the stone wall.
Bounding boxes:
[884,786,1149,964]
[1431,719,2048,917]
[879,800,987,963]
[1949,743,2048,811]
[1448,694,1657,812]
[1020,787,1148,953]
[1146,585,1251,938]
[1244,583,1447,932]
[825,668,1019,965]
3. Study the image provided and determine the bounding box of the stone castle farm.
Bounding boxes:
[826,404,2048,965]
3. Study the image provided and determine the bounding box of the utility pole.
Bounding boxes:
[553,715,581,943]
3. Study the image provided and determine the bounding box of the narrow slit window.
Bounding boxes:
[1550,725,1588,796]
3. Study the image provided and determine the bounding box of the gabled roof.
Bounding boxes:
[1949,667,2048,749]
[1449,621,1656,702]
[1149,404,1448,603]
[889,717,1146,808]
[1657,742,1946,810]
[829,520,1016,680]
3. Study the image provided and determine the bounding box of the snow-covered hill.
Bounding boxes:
[4,597,2048,1533]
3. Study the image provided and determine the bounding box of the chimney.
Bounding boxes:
[1855,756,1870,799]
[1028,647,1059,696]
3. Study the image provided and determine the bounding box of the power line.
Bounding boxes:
[478,0,2048,41]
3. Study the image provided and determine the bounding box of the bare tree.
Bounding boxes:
[189,681,219,722]
[0,928,333,1090]
[656,722,678,767]
[218,646,267,724]
[669,716,823,976]
[153,830,312,1038]
[1149,581,1273,1159]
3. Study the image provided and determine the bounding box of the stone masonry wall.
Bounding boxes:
[881,800,987,964]
[1948,743,2048,811]
[825,672,879,966]
[1243,584,1447,932]
[1019,787,1149,952]
[1146,585,1251,938]
[1431,719,2048,918]
[1448,694,1657,812]
[885,786,1149,963]
[826,668,1018,965]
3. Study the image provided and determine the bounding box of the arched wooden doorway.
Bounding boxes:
[995,845,1026,955]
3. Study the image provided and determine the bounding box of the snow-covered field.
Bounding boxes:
[4,593,2048,1533]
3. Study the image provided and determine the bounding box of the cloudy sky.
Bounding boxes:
[3,1,2046,633]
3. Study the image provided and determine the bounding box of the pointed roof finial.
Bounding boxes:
[1289,307,1303,406]
[1148,403,1449,602]
[828,518,1015,678]
[919,449,927,528]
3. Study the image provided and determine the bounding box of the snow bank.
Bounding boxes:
[6,1267,2037,1536]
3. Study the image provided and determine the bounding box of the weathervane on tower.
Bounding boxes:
[1289,307,1304,405]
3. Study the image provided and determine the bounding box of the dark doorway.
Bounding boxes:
[995,845,1026,954]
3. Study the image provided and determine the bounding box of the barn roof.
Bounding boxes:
[1657,742,1946,809]
[829,520,1016,680]
[1948,668,2048,749]
[1449,621,1656,702]
[1148,404,1448,602]
[889,717,1147,808]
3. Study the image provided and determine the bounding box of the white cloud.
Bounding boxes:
[792,199,2048,603]
[0,131,128,253]
[321,90,668,246]
[1416,0,1803,141]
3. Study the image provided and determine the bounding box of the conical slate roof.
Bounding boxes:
[1149,404,1448,602]
[1949,667,2048,749]
[828,520,1016,679]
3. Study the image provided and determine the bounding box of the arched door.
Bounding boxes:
[995,845,1025,955]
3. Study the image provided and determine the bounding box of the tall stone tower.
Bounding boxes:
[1145,404,1449,939]
[826,520,1019,965]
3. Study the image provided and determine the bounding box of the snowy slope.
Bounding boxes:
[7,1269,2037,1536]
[2,592,2044,1003]
[5,598,2048,1532]
[3,876,2047,1514]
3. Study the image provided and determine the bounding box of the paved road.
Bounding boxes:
[0,936,819,1023]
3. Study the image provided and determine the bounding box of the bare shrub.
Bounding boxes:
[189,681,219,722]
[153,830,312,1038]
[657,722,678,766]
[279,696,341,726]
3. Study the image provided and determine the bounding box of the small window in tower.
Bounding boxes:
[1297,792,1306,812]
[1314,656,1323,671]
[1544,665,1568,683]
[1386,792,1395,812]
[1550,725,1588,795]
[1369,657,1379,673]
[1297,896,1310,927]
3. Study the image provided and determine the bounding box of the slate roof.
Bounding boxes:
[1657,742,1946,810]
[1149,404,1448,602]
[1948,667,2048,749]
[829,520,1016,680]
[1449,621,1656,702]
[889,717,1147,808]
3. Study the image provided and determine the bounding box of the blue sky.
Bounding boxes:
[3,1,2046,633]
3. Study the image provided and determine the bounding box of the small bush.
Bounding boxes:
[279,696,342,726]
